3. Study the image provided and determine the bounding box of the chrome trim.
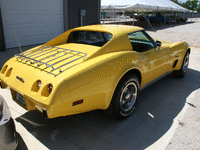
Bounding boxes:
[183,53,189,73]
[16,46,87,76]
[175,55,179,58]
[120,82,137,112]
[16,76,24,83]
[141,71,172,91]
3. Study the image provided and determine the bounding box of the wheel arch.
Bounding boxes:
[105,68,142,110]
[187,48,191,54]
[104,68,142,119]
[120,68,142,85]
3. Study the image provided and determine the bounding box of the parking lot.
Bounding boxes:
[0,19,200,150]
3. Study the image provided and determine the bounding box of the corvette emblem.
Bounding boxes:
[16,76,25,83]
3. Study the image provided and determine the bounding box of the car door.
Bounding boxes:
[128,30,170,86]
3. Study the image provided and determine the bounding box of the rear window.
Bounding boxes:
[67,31,113,47]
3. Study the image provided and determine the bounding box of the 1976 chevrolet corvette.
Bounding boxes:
[0,25,190,120]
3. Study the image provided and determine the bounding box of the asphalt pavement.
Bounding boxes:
[0,19,200,150]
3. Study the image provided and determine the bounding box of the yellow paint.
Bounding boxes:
[0,25,190,119]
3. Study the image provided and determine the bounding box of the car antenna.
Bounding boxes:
[13,29,22,53]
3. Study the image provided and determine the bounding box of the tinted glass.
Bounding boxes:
[128,30,155,52]
[67,31,113,47]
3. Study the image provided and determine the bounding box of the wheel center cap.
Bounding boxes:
[125,93,131,99]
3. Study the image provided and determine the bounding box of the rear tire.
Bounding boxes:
[108,75,140,120]
[173,52,189,78]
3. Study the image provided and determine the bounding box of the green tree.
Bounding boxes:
[196,3,200,12]
[182,0,200,11]
[171,0,200,12]
[172,0,181,4]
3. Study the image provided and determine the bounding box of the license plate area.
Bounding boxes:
[10,88,27,109]
[16,93,25,105]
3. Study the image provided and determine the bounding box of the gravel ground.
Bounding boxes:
[165,47,200,150]
[167,90,200,150]
[148,19,200,48]
[148,20,200,150]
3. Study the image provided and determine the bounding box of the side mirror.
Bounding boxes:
[156,40,162,47]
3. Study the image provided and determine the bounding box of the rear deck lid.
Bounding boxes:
[16,44,99,76]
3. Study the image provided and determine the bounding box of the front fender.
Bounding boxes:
[169,41,190,70]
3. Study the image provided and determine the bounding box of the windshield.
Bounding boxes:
[67,31,113,47]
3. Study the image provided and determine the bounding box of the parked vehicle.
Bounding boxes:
[0,25,190,120]
[119,15,130,19]
[0,94,18,150]
[171,15,188,22]
[146,13,164,22]
[146,13,172,23]
[133,13,145,21]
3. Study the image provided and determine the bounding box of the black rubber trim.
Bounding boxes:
[43,109,49,119]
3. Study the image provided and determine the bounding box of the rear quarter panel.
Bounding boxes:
[50,51,142,118]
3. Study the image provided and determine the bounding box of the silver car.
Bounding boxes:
[0,94,17,150]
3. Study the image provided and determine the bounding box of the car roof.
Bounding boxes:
[72,24,143,36]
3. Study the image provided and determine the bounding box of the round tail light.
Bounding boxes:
[37,80,41,89]
[6,68,13,77]
[48,84,53,94]
[1,65,8,74]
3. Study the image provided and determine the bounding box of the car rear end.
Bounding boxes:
[0,45,91,119]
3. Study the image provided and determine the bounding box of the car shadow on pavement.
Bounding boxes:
[16,68,200,150]
[15,132,28,150]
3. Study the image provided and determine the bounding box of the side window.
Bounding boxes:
[128,30,155,52]
[103,32,113,42]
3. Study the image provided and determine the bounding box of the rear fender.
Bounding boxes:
[50,51,142,118]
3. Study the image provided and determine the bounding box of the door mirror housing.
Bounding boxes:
[156,40,162,47]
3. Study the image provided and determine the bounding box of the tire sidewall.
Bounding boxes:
[173,51,190,78]
[112,76,140,119]
[181,52,189,75]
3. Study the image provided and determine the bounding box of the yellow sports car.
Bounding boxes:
[0,25,190,120]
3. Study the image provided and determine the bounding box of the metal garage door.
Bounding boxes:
[1,0,64,49]
[0,2,6,51]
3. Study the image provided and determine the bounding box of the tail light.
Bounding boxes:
[37,80,41,89]
[6,68,13,77]
[1,65,8,74]
[47,84,53,94]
